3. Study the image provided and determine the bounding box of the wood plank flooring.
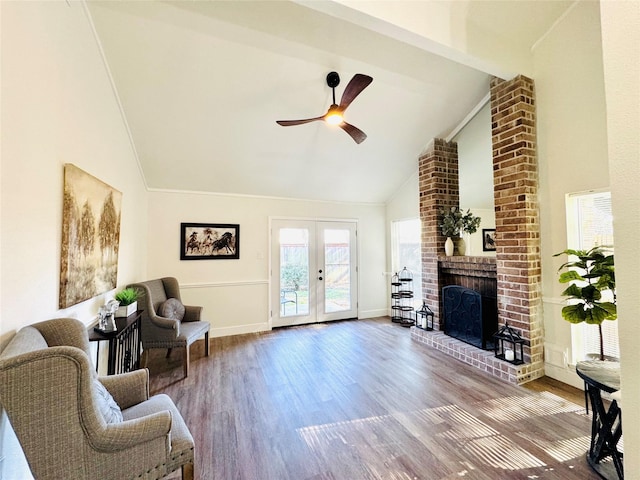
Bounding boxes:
[147,318,602,480]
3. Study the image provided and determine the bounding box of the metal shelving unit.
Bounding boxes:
[391,267,414,327]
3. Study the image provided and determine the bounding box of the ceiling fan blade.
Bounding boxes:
[339,74,373,110]
[340,122,367,144]
[276,116,324,126]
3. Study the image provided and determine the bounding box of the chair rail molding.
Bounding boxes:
[181,280,269,289]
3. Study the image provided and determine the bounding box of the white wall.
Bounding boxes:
[600,1,640,475]
[147,190,388,337]
[384,102,496,277]
[533,1,610,388]
[310,0,528,78]
[0,1,149,476]
[385,171,419,225]
[1,1,148,338]
[454,101,495,257]
[456,102,494,211]
[385,171,419,307]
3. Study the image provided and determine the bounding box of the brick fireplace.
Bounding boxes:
[412,75,544,385]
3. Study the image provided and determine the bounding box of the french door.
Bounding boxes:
[271,219,358,327]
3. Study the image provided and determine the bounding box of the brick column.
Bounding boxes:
[490,75,543,375]
[419,138,458,330]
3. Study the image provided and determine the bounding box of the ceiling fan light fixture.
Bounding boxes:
[276,72,372,143]
[325,108,343,125]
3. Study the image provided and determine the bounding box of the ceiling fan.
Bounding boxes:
[276,71,373,144]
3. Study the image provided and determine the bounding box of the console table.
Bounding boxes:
[88,311,142,375]
[576,360,623,480]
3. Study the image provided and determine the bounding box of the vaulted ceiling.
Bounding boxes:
[88,1,573,204]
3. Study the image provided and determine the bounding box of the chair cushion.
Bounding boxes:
[123,393,194,474]
[158,298,185,321]
[0,326,48,360]
[94,380,123,423]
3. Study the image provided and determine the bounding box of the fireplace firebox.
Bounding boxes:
[442,285,497,350]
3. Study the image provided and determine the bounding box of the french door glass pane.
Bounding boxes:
[324,229,350,313]
[279,228,309,316]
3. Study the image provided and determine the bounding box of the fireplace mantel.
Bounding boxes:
[438,256,496,278]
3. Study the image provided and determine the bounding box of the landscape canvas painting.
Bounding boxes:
[59,164,122,308]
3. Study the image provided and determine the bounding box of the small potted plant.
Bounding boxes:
[460,209,481,255]
[440,206,481,256]
[554,245,616,361]
[114,287,139,318]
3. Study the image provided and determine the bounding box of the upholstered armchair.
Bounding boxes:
[0,318,195,480]
[128,277,210,377]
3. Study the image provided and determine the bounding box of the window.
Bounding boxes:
[391,218,422,309]
[566,190,619,362]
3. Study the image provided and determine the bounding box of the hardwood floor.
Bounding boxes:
[147,318,601,480]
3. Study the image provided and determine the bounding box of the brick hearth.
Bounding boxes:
[411,327,537,385]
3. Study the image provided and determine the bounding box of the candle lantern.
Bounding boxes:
[415,302,434,331]
[493,322,525,365]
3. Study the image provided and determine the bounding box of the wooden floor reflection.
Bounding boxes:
[147,317,602,480]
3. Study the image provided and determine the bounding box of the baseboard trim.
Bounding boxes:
[210,323,270,338]
[544,363,584,390]
[358,309,388,319]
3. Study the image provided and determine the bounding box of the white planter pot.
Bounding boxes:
[444,237,454,257]
[584,353,619,362]
[115,301,137,318]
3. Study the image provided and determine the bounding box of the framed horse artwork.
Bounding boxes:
[180,223,240,260]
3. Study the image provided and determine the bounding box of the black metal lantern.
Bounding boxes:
[493,322,525,365]
[415,302,434,331]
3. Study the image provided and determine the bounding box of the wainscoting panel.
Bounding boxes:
[180,281,269,336]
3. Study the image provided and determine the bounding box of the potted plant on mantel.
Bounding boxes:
[114,287,139,318]
[554,246,616,361]
[440,206,481,256]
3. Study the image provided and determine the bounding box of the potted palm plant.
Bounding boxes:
[554,246,616,361]
[114,287,139,318]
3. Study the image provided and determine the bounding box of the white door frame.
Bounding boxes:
[269,217,359,328]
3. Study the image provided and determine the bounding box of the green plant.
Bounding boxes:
[461,210,481,234]
[114,287,139,306]
[281,264,308,291]
[554,246,616,360]
[440,206,481,237]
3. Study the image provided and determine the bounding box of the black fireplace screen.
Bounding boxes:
[442,285,497,350]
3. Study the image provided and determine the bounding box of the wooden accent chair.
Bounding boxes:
[0,318,195,480]
[128,277,210,377]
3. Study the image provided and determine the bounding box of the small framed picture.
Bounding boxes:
[180,223,240,260]
[482,229,496,252]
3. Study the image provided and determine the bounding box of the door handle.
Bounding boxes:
[319,269,323,273]
[318,276,323,281]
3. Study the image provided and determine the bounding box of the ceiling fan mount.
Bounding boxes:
[276,71,373,144]
[326,71,340,89]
